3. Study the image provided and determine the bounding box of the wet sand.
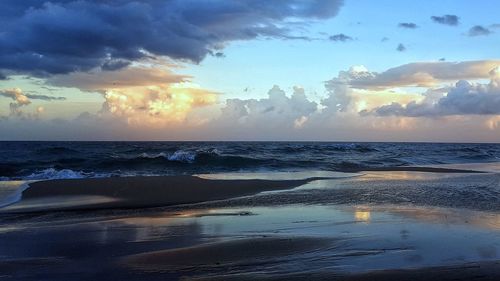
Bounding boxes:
[1,203,499,280]
[0,167,499,280]
[343,166,486,173]
[188,261,500,281]
[2,175,329,213]
[124,236,336,272]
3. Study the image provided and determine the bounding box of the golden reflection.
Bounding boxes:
[370,205,500,230]
[354,209,371,222]
[361,171,463,181]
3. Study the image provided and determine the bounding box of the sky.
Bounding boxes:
[0,0,499,142]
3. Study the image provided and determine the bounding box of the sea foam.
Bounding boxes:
[25,168,85,180]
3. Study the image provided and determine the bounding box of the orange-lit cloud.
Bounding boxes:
[46,62,219,127]
[0,88,31,106]
[101,86,218,127]
[330,60,500,90]
[0,88,51,118]
[486,116,500,130]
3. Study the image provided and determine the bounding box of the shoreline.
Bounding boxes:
[344,166,486,173]
[1,175,330,213]
[0,164,492,214]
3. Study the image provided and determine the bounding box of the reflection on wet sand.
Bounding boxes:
[354,209,371,222]
[0,203,499,280]
[116,204,500,278]
[366,205,500,230]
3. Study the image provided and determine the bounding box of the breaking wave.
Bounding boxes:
[25,168,87,180]
[0,142,499,181]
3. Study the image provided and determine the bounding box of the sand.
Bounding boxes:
[124,236,335,272]
[123,236,500,280]
[183,261,500,280]
[2,175,330,213]
[344,166,486,173]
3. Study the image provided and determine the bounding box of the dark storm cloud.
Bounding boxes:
[101,60,132,71]
[468,25,492,37]
[398,22,418,29]
[431,15,459,26]
[0,0,344,76]
[329,33,353,42]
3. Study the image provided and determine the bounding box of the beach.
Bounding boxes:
[0,162,499,280]
[2,0,500,278]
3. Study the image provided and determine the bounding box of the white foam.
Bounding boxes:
[139,152,167,158]
[167,150,197,163]
[25,168,85,180]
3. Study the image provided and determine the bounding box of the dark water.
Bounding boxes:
[1,141,499,181]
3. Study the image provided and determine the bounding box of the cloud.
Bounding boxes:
[0,88,32,117]
[396,43,406,52]
[327,60,500,90]
[215,86,317,129]
[329,33,353,42]
[0,87,66,119]
[365,69,500,116]
[0,0,344,76]
[214,52,225,58]
[47,64,189,92]
[44,60,218,126]
[2,75,500,141]
[100,86,218,127]
[25,93,66,101]
[398,23,418,29]
[0,88,31,106]
[101,60,131,71]
[468,25,492,37]
[431,15,459,26]
[1,88,66,102]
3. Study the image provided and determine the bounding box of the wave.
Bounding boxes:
[328,143,379,153]
[1,142,499,181]
[137,149,220,162]
[0,181,30,208]
[138,150,199,163]
[135,149,272,167]
[275,143,379,154]
[35,146,81,155]
[25,168,87,180]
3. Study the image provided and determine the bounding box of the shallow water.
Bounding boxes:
[0,203,499,280]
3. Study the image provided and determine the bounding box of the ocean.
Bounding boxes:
[1,141,500,181]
